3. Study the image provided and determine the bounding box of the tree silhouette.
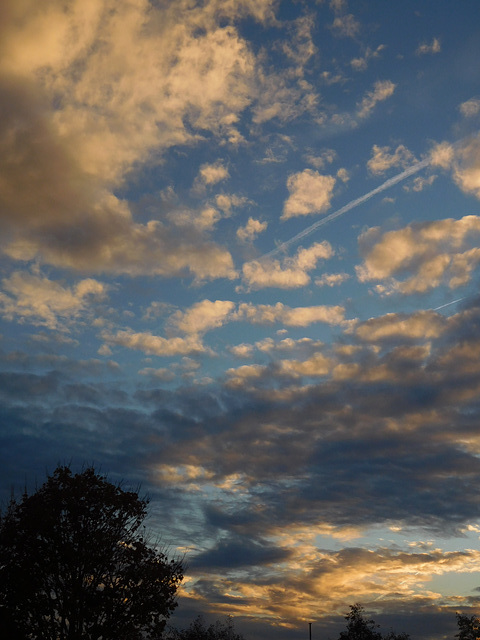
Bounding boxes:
[0,465,183,639]
[167,614,245,640]
[456,613,480,640]
[339,604,383,640]
[338,604,409,640]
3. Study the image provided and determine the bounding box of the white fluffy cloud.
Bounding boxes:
[242,242,334,290]
[355,311,446,342]
[102,330,207,357]
[0,271,107,330]
[451,136,480,198]
[237,217,268,242]
[367,144,415,175]
[193,161,230,193]
[356,216,480,294]
[0,0,269,278]
[430,133,480,199]
[282,170,336,219]
[238,302,345,327]
[278,352,332,377]
[169,299,236,335]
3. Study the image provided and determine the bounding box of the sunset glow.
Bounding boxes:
[1,1,480,638]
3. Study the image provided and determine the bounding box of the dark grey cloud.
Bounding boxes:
[190,534,292,569]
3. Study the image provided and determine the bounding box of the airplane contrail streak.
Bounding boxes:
[433,296,467,311]
[262,157,431,260]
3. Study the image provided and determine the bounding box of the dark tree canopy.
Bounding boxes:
[167,614,245,640]
[338,604,409,640]
[0,465,183,640]
[456,613,480,640]
[339,604,383,640]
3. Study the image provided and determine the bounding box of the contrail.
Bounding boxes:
[433,296,467,311]
[262,157,431,260]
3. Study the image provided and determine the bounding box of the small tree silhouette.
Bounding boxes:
[167,614,246,640]
[339,604,383,640]
[0,465,183,639]
[338,604,409,640]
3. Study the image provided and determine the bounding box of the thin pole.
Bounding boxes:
[309,622,312,640]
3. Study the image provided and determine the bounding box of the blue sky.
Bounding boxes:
[2,1,480,638]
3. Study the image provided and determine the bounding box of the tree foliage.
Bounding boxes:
[338,604,409,640]
[167,614,245,640]
[456,613,480,640]
[0,465,183,639]
[339,604,383,640]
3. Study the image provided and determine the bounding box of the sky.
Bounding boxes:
[2,0,480,638]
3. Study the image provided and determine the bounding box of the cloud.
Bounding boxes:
[171,195,248,233]
[429,141,455,169]
[198,162,230,186]
[277,352,332,378]
[350,45,386,71]
[354,311,446,343]
[0,271,107,330]
[303,148,337,169]
[459,97,480,118]
[336,167,350,183]
[138,367,176,382]
[357,80,396,119]
[104,299,238,359]
[230,337,325,360]
[215,194,249,215]
[168,206,223,232]
[315,272,350,287]
[237,302,345,327]
[169,300,236,335]
[242,242,334,289]
[416,38,441,55]
[329,0,347,13]
[252,70,319,125]
[0,0,263,279]
[102,330,207,357]
[230,343,255,358]
[281,14,317,74]
[256,337,324,355]
[330,14,360,39]
[403,174,436,192]
[451,135,480,199]
[192,161,230,194]
[225,363,267,387]
[191,534,292,569]
[237,217,268,242]
[282,170,336,219]
[6,211,238,281]
[367,144,415,175]
[430,135,480,200]
[356,216,480,294]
